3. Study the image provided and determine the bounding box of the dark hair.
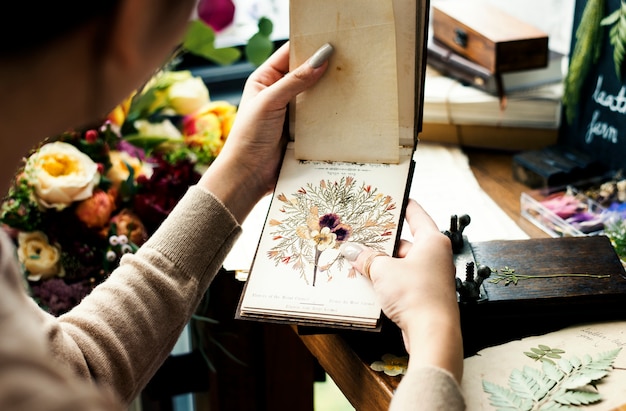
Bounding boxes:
[0,1,122,56]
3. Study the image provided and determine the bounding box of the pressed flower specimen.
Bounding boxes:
[267,177,397,286]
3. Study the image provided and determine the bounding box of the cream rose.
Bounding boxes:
[134,119,183,139]
[167,76,210,115]
[17,231,64,281]
[25,141,100,210]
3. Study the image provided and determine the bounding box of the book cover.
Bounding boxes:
[235,0,427,329]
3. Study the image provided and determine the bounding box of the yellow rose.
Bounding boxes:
[17,231,64,281]
[182,101,237,156]
[25,141,100,210]
[106,150,152,188]
[167,76,210,115]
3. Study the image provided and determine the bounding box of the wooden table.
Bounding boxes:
[293,147,626,410]
[190,147,625,411]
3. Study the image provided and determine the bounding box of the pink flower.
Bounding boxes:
[197,0,236,32]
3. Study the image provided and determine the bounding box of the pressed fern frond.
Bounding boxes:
[483,348,622,410]
[601,0,626,80]
[563,0,606,124]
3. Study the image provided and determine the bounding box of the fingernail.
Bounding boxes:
[340,242,364,262]
[308,43,334,68]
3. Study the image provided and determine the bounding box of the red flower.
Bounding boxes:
[84,129,98,143]
[197,0,236,32]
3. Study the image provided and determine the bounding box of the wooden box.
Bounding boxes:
[431,0,549,73]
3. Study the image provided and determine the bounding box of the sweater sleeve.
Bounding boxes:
[389,366,466,410]
[40,185,243,404]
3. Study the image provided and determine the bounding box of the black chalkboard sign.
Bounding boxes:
[559,0,626,172]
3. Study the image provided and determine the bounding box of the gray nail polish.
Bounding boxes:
[340,242,364,262]
[308,43,334,68]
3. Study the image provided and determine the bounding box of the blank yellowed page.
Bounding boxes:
[290,0,400,164]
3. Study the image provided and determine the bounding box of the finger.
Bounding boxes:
[339,242,388,280]
[257,43,334,109]
[404,199,440,239]
[396,239,413,258]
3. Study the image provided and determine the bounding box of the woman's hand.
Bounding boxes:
[199,42,334,223]
[340,199,463,382]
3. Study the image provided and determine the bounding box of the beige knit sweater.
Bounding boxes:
[0,185,465,410]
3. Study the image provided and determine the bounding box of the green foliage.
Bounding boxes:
[562,0,605,125]
[605,219,626,261]
[183,20,241,66]
[245,17,274,67]
[601,0,626,80]
[183,17,274,67]
[524,345,567,365]
[483,348,621,410]
[0,175,43,232]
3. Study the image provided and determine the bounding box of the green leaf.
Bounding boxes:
[562,0,606,124]
[482,380,533,411]
[182,20,241,65]
[554,390,602,406]
[122,134,172,151]
[600,0,626,80]
[257,16,274,36]
[525,352,541,360]
[601,9,620,26]
[245,17,274,66]
[558,358,574,374]
[509,368,541,400]
[483,347,622,410]
[542,361,564,383]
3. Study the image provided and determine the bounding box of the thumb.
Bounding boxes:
[340,242,389,281]
[262,43,334,108]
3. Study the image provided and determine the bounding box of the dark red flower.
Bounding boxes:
[134,153,201,234]
[197,0,236,32]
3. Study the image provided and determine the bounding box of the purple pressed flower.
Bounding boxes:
[332,224,352,242]
[197,0,236,32]
[319,213,341,230]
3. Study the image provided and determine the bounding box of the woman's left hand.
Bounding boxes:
[199,42,333,222]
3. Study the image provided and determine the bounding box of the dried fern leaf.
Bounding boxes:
[482,380,533,411]
[483,348,622,410]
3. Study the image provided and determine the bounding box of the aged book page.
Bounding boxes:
[289,0,400,164]
[237,143,414,328]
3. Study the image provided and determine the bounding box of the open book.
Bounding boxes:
[236,0,428,330]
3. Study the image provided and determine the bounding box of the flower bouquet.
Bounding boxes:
[0,70,237,316]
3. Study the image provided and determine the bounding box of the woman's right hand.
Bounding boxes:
[340,199,463,381]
